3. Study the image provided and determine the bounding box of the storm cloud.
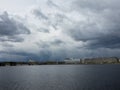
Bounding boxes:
[32,9,48,20]
[64,0,120,49]
[0,0,120,61]
[0,11,30,42]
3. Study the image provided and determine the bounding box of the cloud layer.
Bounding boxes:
[0,11,30,42]
[0,0,120,61]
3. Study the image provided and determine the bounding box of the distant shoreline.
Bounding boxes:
[0,57,120,66]
[0,62,120,67]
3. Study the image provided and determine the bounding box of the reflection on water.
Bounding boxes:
[0,65,120,90]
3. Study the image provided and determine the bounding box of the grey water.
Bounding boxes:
[0,65,120,90]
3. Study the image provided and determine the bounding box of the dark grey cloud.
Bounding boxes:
[50,39,64,46]
[87,32,120,49]
[32,4,69,30]
[73,0,106,12]
[0,11,30,42]
[0,51,38,61]
[1,43,14,47]
[38,28,50,33]
[47,0,59,8]
[36,41,50,48]
[72,0,120,13]
[65,0,120,50]
[66,22,101,42]
[36,39,64,48]
[32,9,48,20]
[0,36,24,42]
[51,13,69,30]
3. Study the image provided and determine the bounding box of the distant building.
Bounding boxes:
[84,57,119,64]
[80,59,85,64]
[119,58,120,62]
[28,60,35,62]
[64,58,80,64]
[28,60,37,65]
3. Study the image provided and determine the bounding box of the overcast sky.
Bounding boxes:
[0,0,120,61]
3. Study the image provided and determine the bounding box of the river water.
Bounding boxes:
[0,65,120,90]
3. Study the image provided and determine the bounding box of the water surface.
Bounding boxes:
[0,65,120,90]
